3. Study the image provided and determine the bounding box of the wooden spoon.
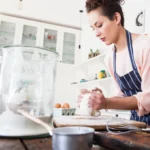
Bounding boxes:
[17,109,53,136]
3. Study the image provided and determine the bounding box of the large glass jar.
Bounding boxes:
[0,46,59,137]
[0,46,58,117]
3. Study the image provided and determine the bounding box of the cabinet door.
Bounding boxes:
[0,21,16,47]
[62,32,76,64]
[43,29,57,51]
[21,25,38,46]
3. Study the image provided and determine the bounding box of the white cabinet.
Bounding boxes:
[0,14,80,64]
[59,28,80,64]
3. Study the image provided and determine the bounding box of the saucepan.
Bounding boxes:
[17,109,94,150]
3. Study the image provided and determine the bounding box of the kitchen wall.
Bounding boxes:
[0,0,85,29]
[54,63,77,108]
[123,0,150,34]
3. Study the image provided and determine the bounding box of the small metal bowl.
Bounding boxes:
[52,126,94,150]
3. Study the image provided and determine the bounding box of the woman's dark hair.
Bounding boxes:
[86,0,125,26]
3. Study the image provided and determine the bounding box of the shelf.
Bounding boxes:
[0,31,15,36]
[73,53,106,68]
[64,41,75,46]
[22,36,36,41]
[71,77,112,86]
[44,39,57,43]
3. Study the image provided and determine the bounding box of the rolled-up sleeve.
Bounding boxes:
[105,47,150,116]
[134,47,150,116]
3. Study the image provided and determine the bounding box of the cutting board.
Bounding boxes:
[53,115,147,130]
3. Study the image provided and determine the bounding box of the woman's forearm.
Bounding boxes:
[107,96,138,110]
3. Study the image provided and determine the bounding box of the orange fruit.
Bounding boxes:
[54,103,61,108]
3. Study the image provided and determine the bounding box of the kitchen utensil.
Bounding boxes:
[106,119,150,135]
[17,109,53,135]
[0,46,58,137]
[52,126,94,150]
[18,109,95,150]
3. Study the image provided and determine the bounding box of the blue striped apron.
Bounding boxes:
[113,30,150,125]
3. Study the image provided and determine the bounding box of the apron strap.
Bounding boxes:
[113,30,137,74]
[113,46,117,74]
[126,30,137,70]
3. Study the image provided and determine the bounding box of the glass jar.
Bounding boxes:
[98,70,107,79]
[0,46,58,117]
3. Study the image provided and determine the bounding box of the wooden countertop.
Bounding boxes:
[0,137,104,150]
[53,116,150,149]
[0,137,53,150]
[0,131,150,150]
[94,131,150,150]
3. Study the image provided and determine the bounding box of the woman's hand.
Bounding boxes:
[77,89,90,108]
[88,87,107,110]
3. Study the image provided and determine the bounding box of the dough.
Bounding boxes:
[76,93,92,116]
[76,93,101,116]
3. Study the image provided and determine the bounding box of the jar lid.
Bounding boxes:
[100,70,105,73]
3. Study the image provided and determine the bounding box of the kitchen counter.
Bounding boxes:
[94,131,150,150]
[0,130,150,150]
[0,136,104,150]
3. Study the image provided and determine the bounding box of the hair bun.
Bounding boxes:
[101,0,124,6]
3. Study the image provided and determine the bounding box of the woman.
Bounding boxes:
[78,0,150,125]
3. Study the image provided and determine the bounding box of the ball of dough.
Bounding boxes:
[79,94,92,115]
